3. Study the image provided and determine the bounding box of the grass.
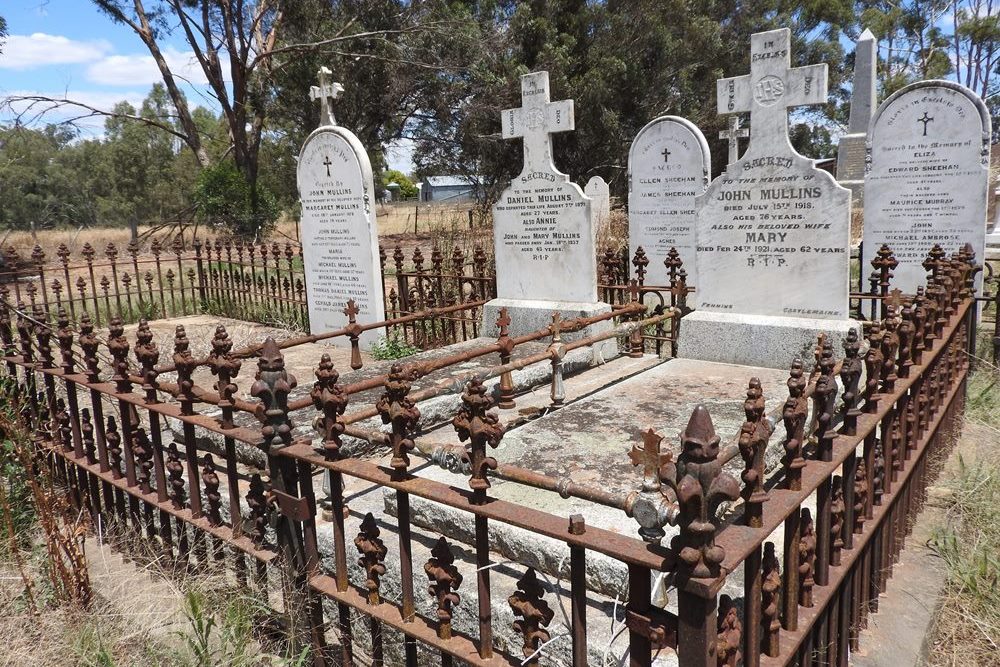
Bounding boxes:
[925,350,1000,665]
[370,333,420,360]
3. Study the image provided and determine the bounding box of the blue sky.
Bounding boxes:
[0,1,416,169]
[1,0,227,131]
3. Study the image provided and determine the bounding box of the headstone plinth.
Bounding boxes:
[687,29,859,369]
[485,71,615,357]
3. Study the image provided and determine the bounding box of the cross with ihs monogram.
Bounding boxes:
[719,114,749,165]
[310,66,344,128]
[716,28,828,155]
[501,71,574,174]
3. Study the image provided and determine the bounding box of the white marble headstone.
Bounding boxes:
[628,116,710,286]
[863,80,990,291]
[492,71,597,304]
[298,68,384,347]
[695,28,851,320]
[585,176,611,228]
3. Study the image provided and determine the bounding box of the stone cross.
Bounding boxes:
[501,71,574,174]
[310,66,344,127]
[917,112,934,136]
[717,28,827,149]
[719,115,749,165]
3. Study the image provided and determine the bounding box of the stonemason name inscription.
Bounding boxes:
[628,116,710,286]
[298,68,384,346]
[695,28,851,320]
[863,80,990,292]
[493,71,597,304]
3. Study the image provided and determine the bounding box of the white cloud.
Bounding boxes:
[0,33,112,70]
[86,48,228,87]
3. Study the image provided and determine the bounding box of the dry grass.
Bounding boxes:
[925,359,1000,666]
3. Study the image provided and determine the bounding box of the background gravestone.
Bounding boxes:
[836,29,877,205]
[585,176,611,229]
[483,71,613,355]
[863,80,990,292]
[628,116,710,287]
[297,68,385,348]
[685,28,857,370]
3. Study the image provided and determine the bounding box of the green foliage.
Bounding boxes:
[193,162,280,239]
[370,334,420,360]
[382,169,418,199]
[789,123,835,159]
[74,626,117,667]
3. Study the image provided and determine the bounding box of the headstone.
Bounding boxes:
[719,115,748,166]
[628,116,711,286]
[836,29,877,204]
[863,80,990,291]
[297,66,385,347]
[684,28,857,370]
[483,71,613,356]
[989,186,1000,247]
[585,176,611,228]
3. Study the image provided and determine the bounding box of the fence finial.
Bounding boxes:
[453,377,504,494]
[251,337,297,452]
[660,405,739,579]
[376,363,420,474]
[311,353,347,458]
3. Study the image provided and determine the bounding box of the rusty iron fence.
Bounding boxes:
[0,241,981,666]
[1,238,691,354]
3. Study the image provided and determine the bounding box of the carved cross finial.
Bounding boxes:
[550,312,562,342]
[719,114,749,165]
[717,29,827,154]
[629,428,671,493]
[310,66,344,127]
[501,71,575,175]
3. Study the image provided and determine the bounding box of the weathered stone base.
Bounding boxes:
[680,311,862,370]
[986,229,1000,247]
[482,297,619,360]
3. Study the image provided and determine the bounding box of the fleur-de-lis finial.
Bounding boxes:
[376,363,420,473]
[659,405,739,578]
[453,377,504,494]
[509,568,554,664]
[355,512,388,604]
[251,337,297,452]
[425,537,462,639]
[311,353,348,458]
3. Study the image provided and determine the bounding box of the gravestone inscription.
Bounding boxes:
[685,28,856,369]
[863,80,990,291]
[628,116,710,286]
[585,176,611,228]
[485,71,613,355]
[491,71,597,304]
[298,67,384,347]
